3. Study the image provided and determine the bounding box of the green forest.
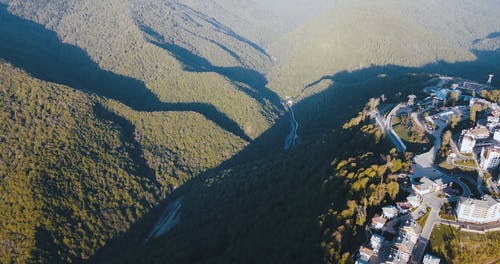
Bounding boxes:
[0,0,500,263]
[429,225,500,263]
[0,62,159,262]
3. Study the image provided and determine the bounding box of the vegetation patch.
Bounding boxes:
[428,225,500,264]
[439,202,456,221]
[417,207,431,227]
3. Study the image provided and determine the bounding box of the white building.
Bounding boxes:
[487,115,500,132]
[459,133,476,153]
[456,195,500,224]
[412,177,450,195]
[480,146,500,169]
[488,116,500,124]
[423,254,441,264]
[406,193,422,208]
[382,205,398,219]
[469,126,490,140]
[494,129,500,142]
[384,248,410,264]
[371,214,387,229]
[370,234,384,254]
[357,246,374,263]
[470,98,490,108]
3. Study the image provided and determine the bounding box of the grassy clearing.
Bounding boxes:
[417,207,431,227]
[428,225,500,264]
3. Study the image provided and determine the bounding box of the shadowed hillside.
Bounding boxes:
[94,49,500,263]
[0,4,251,141]
[139,25,282,117]
[268,0,500,97]
[1,0,500,263]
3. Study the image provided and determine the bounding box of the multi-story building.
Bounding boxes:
[494,129,500,142]
[370,234,384,254]
[406,194,422,208]
[357,246,374,264]
[469,126,490,140]
[412,177,450,195]
[382,205,399,219]
[480,146,500,169]
[459,126,491,154]
[423,254,442,264]
[456,195,500,224]
[371,214,387,230]
[459,133,476,153]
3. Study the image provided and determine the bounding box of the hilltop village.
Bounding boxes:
[356,76,500,264]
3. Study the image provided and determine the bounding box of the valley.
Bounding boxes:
[0,0,500,263]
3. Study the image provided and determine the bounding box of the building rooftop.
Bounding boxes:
[358,245,374,262]
[423,254,441,264]
[462,133,476,141]
[459,195,499,209]
[384,248,410,264]
[482,146,500,160]
[370,234,385,250]
[382,206,398,218]
[468,126,490,139]
[371,214,387,228]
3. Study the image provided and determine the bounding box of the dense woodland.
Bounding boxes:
[0,62,159,262]
[0,0,500,263]
[97,75,427,264]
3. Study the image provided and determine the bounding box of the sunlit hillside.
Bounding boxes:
[268,0,500,97]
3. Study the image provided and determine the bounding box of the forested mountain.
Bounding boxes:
[0,0,499,263]
[0,62,160,262]
[268,0,500,97]
[1,0,281,140]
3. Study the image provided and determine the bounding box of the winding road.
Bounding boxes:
[370,104,407,152]
[284,101,299,150]
[408,109,487,263]
[144,197,183,244]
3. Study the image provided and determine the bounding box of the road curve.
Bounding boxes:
[284,105,299,150]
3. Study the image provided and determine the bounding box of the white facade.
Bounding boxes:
[412,177,449,195]
[370,234,384,253]
[480,147,500,169]
[423,254,441,264]
[456,196,500,224]
[382,206,398,219]
[494,130,500,142]
[371,215,387,230]
[459,133,476,153]
[358,246,374,263]
[407,194,422,208]
[488,116,500,124]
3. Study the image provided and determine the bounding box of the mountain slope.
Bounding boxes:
[267,0,500,97]
[0,62,159,262]
[1,0,280,139]
[0,58,249,263]
[108,73,429,264]
[1,0,500,263]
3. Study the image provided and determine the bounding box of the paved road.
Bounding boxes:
[411,112,428,133]
[412,117,448,178]
[440,218,500,231]
[386,104,407,152]
[284,104,299,150]
[144,197,183,244]
[409,109,474,263]
[411,192,443,263]
[370,104,407,152]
